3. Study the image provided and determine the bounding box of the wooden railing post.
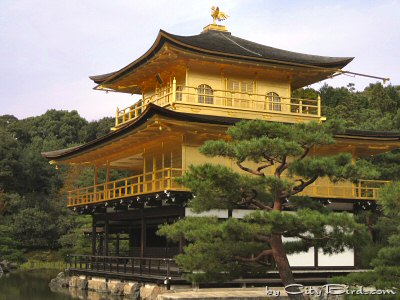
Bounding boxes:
[317,95,321,117]
[172,77,177,104]
[115,107,119,127]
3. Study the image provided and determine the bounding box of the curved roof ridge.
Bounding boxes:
[163,30,354,67]
[90,29,354,86]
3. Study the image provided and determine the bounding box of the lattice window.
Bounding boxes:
[227,80,254,94]
[266,92,281,111]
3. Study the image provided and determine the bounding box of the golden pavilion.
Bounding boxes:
[43,15,400,284]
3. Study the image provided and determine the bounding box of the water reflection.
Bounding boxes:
[0,270,73,300]
[0,270,131,300]
[50,284,126,300]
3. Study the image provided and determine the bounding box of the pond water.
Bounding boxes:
[0,270,126,300]
[0,270,74,300]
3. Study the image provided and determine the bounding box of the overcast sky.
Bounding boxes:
[0,0,399,121]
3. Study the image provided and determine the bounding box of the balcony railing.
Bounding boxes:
[68,167,388,207]
[115,81,322,127]
[302,179,389,200]
[67,255,181,282]
[68,168,184,207]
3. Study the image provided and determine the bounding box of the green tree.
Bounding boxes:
[0,127,23,192]
[0,225,25,262]
[11,207,59,249]
[318,83,400,132]
[368,150,400,181]
[0,110,115,259]
[58,215,92,259]
[79,116,114,142]
[331,182,400,294]
[159,120,372,294]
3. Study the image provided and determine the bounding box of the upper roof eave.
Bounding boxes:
[41,104,236,161]
[89,29,354,86]
[42,104,400,161]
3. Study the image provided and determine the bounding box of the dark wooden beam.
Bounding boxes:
[116,234,120,256]
[141,208,146,258]
[314,247,319,269]
[92,217,96,255]
[96,206,182,221]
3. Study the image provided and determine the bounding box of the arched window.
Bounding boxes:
[266,92,281,111]
[197,84,213,104]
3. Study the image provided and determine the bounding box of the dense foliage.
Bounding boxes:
[0,110,113,262]
[0,82,399,277]
[160,82,400,288]
[158,119,373,289]
[317,83,400,181]
[330,182,400,297]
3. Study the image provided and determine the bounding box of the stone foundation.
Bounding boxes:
[140,283,169,300]
[87,277,108,293]
[51,272,169,299]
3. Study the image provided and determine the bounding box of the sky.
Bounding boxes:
[0,0,399,121]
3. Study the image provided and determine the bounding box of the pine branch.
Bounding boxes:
[236,161,265,176]
[275,155,288,176]
[299,146,310,160]
[281,175,318,198]
[255,235,271,243]
[291,175,318,194]
[240,188,272,210]
[257,159,274,172]
[234,249,273,263]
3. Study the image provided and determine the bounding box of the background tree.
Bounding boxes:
[0,109,113,261]
[331,182,400,296]
[159,120,373,292]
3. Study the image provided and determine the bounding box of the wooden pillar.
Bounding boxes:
[104,217,109,256]
[165,217,169,257]
[94,165,98,185]
[141,209,146,258]
[93,165,98,200]
[116,234,120,256]
[92,216,96,256]
[129,230,134,256]
[98,235,104,255]
[105,161,110,199]
[106,161,110,182]
[314,247,319,269]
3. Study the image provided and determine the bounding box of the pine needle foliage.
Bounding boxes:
[159,120,374,286]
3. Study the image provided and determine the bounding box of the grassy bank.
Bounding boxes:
[19,260,65,271]
[19,250,65,271]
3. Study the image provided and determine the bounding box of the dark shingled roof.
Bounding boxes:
[90,29,353,85]
[165,30,354,68]
[42,104,400,161]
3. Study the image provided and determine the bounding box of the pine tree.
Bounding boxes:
[331,182,400,296]
[159,120,375,296]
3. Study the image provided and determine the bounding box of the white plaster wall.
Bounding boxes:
[318,248,354,267]
[184,208,229,218]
